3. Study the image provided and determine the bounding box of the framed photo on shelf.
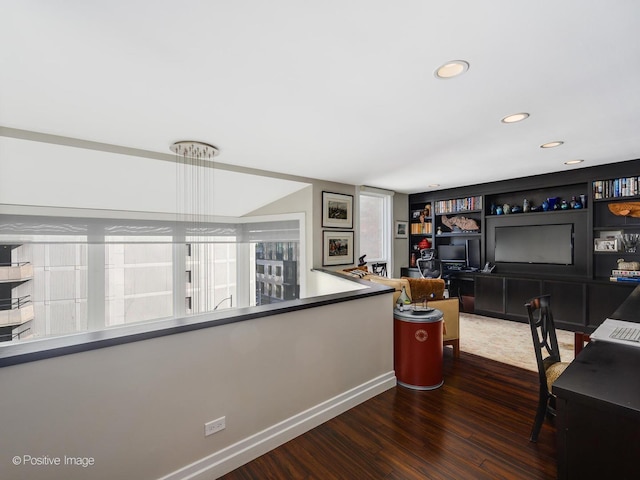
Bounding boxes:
[395,221,408,238]
[594,238,620,252]
[323,230,354,266]
[322,191,353,228]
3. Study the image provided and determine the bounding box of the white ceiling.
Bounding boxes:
[2,1,640,196]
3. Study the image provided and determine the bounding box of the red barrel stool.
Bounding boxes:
[393,307,444,390]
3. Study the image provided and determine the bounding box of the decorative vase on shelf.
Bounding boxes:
[523,198,530,212]
[618,233,640,253]
[561,199,569,210]
[418,237,431,250]
[580,194,587,208]
[396,286,412,310]
[542,200,549,211]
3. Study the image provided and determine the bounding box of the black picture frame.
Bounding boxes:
[322,191,354,229]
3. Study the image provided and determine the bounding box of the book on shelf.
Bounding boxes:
[593,176,640,199]
[611,269,640,277]
[609,276,640,283]
[434,196,482,214]
[411,222,432,234]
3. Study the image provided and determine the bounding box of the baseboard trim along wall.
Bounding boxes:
[160,371,397,480]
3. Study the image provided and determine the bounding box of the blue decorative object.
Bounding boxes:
[496,205,503,215]
[542,200,549,211]
[572,196,583,209]
[511,205,523,214]
[560,200,569,210]
[547,197,558,210]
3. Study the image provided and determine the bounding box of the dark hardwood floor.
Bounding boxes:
[220,352,557,479]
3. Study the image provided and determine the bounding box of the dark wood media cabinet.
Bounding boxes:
[407,158,640,333]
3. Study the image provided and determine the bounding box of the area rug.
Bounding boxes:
[459,312,575,372]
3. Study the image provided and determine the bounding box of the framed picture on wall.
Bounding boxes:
[322,191,353,228]
[323,230,355,266]
[395,221,408,238]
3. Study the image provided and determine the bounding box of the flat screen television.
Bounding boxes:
[495,223,573,265]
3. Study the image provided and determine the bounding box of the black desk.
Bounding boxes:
[553,285,640,480]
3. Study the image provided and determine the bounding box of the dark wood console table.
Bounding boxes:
[552,285,640,480]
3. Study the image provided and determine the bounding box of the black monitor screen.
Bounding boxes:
[466,238,481,269]
[438,244,466,262]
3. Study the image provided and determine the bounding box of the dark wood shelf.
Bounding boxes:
[436,209,482,215]
[436,232,481,238]
[593,251,640,256]
[593,195,640,203]
[485,208,588,218]
[594,225,640,230]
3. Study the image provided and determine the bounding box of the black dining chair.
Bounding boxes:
[525,295,570,442]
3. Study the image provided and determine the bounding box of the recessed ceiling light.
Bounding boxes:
[428,184,440,188]
[434,60,469,79]
[540,141,564,149]
[501,112,530,124]
[564,159,584,165]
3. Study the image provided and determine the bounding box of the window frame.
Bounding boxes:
[358,188,393,271]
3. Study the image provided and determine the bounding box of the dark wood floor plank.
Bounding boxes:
[220,352,557,479]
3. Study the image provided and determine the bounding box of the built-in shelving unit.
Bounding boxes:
[406,158,640,332]
[591,177,640,281]
[408,201,433,267]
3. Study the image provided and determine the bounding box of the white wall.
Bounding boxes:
[0,292,394,479]
[393,193,409,277]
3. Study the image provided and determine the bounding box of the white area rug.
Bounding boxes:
[459,312,575,372]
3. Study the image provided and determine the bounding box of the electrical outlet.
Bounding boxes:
[204,416,226,436]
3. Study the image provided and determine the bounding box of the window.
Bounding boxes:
[105,240,173,325]
[359,189,392,272]
[0,214,302,343]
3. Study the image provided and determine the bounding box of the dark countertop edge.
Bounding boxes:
[404,268,640,286]
[0,269,393,368]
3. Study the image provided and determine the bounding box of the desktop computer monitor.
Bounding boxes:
[438,244,466,264]
[466,238,481,269]
[438,244,467,270]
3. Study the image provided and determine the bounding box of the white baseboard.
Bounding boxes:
[160,371,396,480]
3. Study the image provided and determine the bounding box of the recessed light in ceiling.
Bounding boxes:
[501,112,530,124]
[428,184,440,188]
[564,159,584,165]
[540,141,564,149]
[434,60,469,79]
